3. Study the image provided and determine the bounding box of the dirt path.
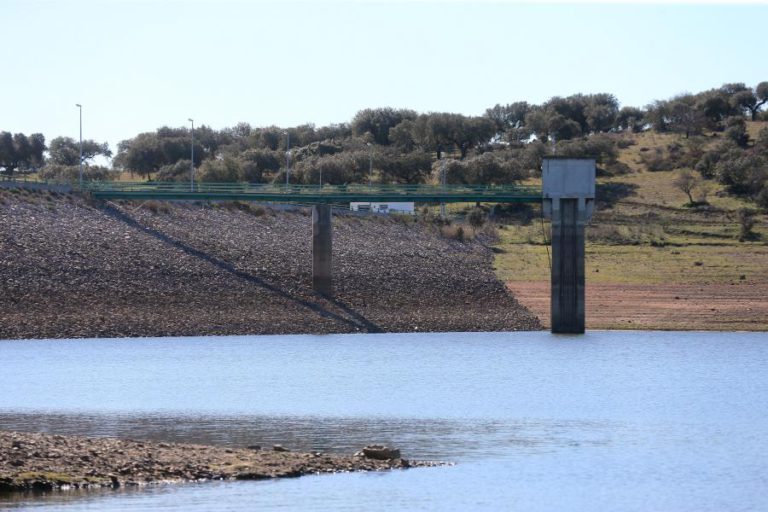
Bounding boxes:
[506,281,768,331]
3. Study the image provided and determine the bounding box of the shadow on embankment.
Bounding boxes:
[101,203,383,333]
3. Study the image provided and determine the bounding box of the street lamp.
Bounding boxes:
[284,131,291,186]
[439,148,447,218]
[367,142,373,187]
[188,118,194,191]
[75,104,83,188]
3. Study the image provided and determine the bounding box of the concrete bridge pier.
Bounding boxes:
[542,158,595,334]
[312,204,333,296]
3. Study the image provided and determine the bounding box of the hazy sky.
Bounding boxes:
[2,0,767,153]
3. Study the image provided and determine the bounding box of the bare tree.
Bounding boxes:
[673,169,700,205]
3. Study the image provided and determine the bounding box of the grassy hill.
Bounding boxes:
[493,123,768,330]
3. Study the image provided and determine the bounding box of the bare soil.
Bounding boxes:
[506,281,768,331]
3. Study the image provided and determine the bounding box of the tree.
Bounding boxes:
[197,156,240,182]
[315,123,351,141]
[615,106,645,132]
[668,98,705,138]
[351,108,417,145]
[724,116,749,148]
[731,90,757,119]
[113,128,203,177]
[377,151,432,184]
[388,120,416,152]
[484,102,530,134]
[0,132,46,175]
[673,169,700,205]
[48,136,112,166]
[584,93,619,133]
[744,81,768,121]
[414,113,495,159]
[548,115,582,141]
[645,100,671,132]
[696,91,735,128]
[251,126,283,151]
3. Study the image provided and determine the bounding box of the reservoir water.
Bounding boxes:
[1,331,767,511]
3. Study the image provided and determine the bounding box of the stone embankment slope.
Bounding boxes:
[0,189,540,339]
[0,430,441,492]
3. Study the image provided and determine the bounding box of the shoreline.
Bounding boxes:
[507,281,768,331]
[0,430,445,493]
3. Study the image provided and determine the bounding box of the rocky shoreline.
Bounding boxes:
[0,430,444,493]
[0,189,541,339]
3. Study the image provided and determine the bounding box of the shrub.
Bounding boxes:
[377,151,433,184]
[724,116,749,148]
[441,224,475,242]
[467,207,486,228]
[239,148,281,176]
[293,151,370,185]
[197,157,240,182]
[144,200,171,214]
[157,160,192,182]
[738,208,758,242]
[715,152,766,196]
[38,164,113,183]
[640,149,672,172]
[756,187,768,212]
[616,138,636,149]
[443,153,525,185]
[555,134,619,165]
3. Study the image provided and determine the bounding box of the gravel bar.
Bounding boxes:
[0,430,445,492]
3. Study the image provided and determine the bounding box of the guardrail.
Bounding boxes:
[81,182,543,203]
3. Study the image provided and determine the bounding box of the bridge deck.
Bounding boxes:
[84,182,543,203]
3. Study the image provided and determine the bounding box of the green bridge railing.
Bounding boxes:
[82,181,543,204]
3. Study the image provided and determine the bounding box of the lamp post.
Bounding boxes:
[284,131,291,186]
[367,142,373,187]
[188,118,194,191]
[439,148,447,218]
[75,104,83,188]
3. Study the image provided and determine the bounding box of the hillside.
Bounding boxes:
[496,124,768,331]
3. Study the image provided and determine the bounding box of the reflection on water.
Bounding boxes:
[1,331,767,511]
[0,411,618,461]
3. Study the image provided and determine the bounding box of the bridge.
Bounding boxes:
[82,182,543,204]
[75,158,593,334]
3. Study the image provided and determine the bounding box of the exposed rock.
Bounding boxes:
[0,430,447,493]
[362,445,401,460]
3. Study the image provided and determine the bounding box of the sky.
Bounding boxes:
[2,0,767,155]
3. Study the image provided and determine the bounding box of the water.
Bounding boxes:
[1,331,766,511]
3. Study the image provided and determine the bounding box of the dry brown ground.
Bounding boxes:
[506,281,768,331]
